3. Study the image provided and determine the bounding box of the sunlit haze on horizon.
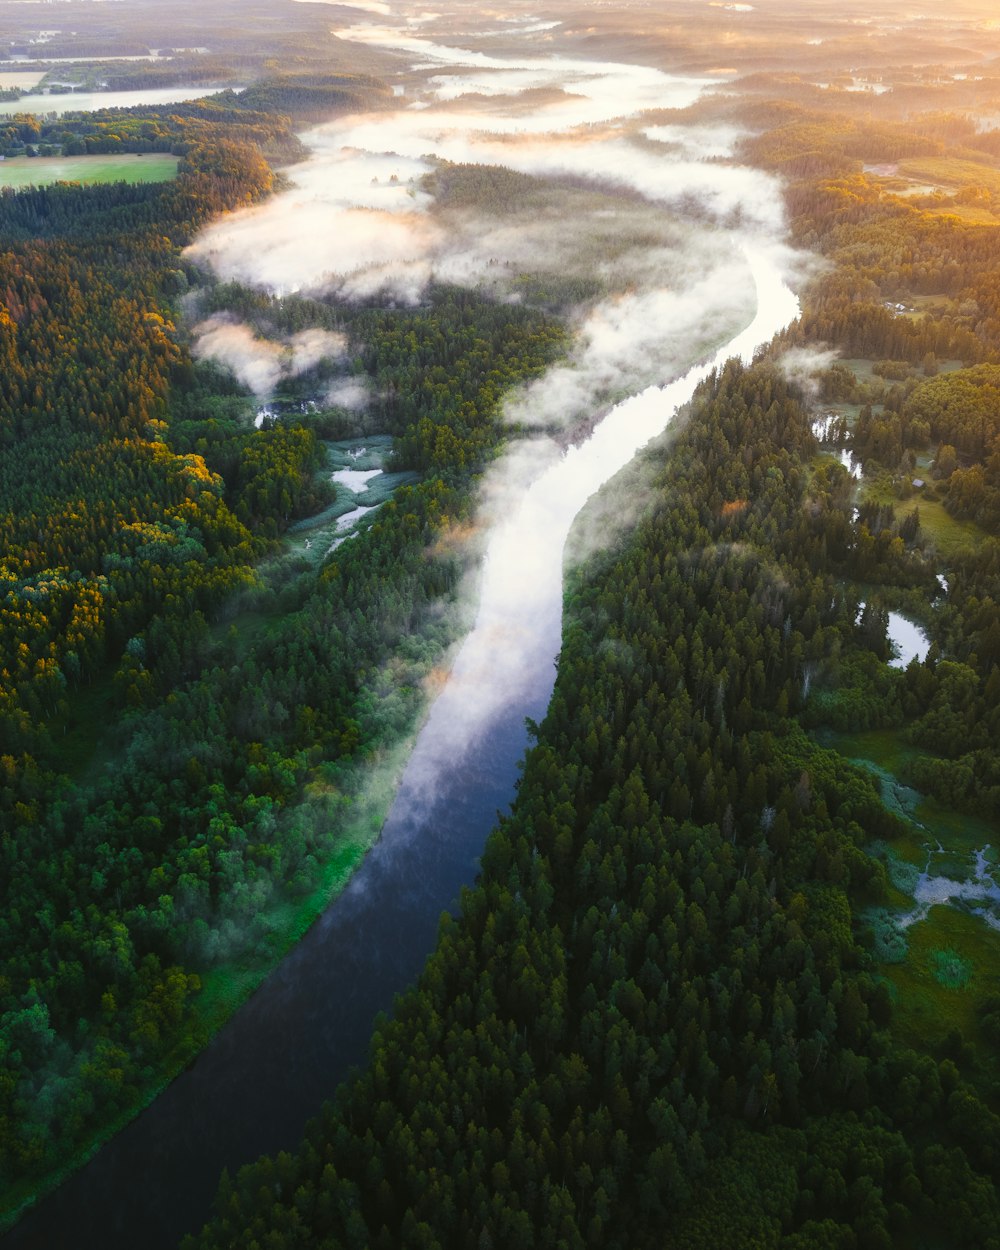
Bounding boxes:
[183,1,801,770]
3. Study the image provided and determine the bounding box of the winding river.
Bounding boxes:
[4,14,799,1249]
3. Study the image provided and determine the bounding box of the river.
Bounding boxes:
[0,85,236,117]
[3,13,799,1249]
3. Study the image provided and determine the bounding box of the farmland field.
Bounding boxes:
[0,152,178,188]
[0,71,45,89]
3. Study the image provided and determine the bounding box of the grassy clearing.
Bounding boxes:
[0,153,178,189]
[886,906,1000,1060]
[817,724,1000,1084]
[897,154,1000,194]
[0,71,45,90]
[909,496,985,559]
[858,467,984,560]
[874,156,1000,224]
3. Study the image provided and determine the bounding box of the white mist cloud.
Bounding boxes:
[191,317,348,397]
[186,10,803,431]
[330,24,712,124]
[191,203,442,297]
[777,344,842,401]
[185,13,780,300]
[292,0,391,11]
[643,122,744,159]
[327,378,371,410]
[464,20,561,38]
[477,135,786,232]
[290,328,348,373]
[181,13,805,833]
[504,257,757,430]
[186,110,788,301]
[396,241,798,773]
[192,315,285,396]
[185,26,790,302]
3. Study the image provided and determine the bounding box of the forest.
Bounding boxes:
[0,72,568,1225]
[185,46,1000,1250]
[3,2,1000,1244]
[187,357,1000,1250]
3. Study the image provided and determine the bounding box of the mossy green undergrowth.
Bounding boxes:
[49,664,120,780]
[885,906,998,1058]
[932,947,973,989]
[819,726,1000,1086]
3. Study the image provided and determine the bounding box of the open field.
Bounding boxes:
[896,154,1000,196]
[906,495,986,558]
[0,71,45,89]
[862,477,986,559]
[0,153,178,188]
[867,156,1000,223]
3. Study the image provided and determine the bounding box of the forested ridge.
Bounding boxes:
[186,89,1000,1250]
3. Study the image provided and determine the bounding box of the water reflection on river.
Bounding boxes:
[887,611,930,668]
[0,85,236,116]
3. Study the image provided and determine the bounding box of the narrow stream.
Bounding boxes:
[5,244,796,1250]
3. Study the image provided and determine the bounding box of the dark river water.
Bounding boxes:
[4,686,552,1250]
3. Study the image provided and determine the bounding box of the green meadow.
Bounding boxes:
[0,153,178,188]
[818,727,1000,1090]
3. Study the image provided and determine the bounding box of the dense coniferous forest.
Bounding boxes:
[184,356,1000,1247]
[185,63,1000,1250]
[4,1,1000,1242]
[0,76,567,1223]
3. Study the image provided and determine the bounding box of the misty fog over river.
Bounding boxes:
[5,10,800,1248]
